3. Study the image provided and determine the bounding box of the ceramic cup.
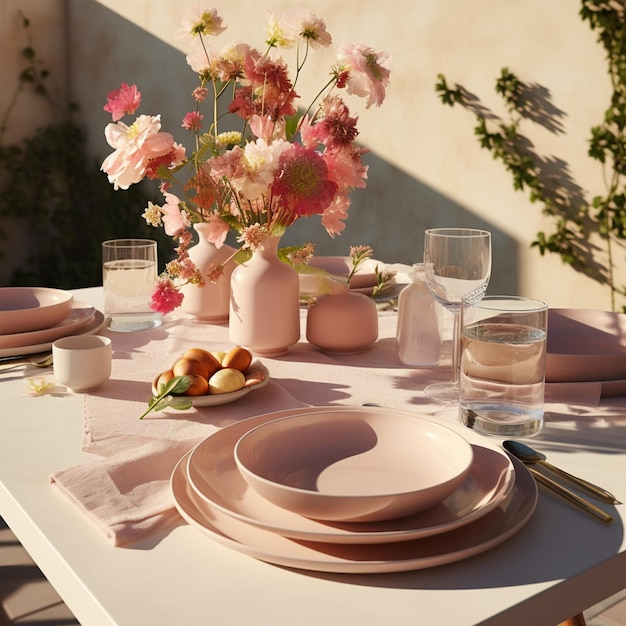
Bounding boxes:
[52,335,112,392]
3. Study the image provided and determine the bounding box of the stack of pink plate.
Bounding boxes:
[171,406,538,574]
[546,308,626,397]
[0,287,106,358]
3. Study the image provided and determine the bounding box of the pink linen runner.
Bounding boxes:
[50,309,604,547]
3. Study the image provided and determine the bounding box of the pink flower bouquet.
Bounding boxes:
[101,7,391,314]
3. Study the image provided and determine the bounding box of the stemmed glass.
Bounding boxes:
[423,228,492,402]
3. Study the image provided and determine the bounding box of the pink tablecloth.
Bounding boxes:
[49,308,605,546]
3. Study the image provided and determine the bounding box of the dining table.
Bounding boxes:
[0,282,625,626]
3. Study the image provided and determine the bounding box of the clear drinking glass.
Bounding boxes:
[102,239,161,332]
[459,295,548,437]
[423,228,492,402]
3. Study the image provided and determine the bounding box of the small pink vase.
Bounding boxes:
[228,236,300,356]
[180,223,236,323]
[306,290,378,354]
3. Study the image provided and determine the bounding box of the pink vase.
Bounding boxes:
[306,290,378,354]
[180,223,236,323]
[229,236,300,356]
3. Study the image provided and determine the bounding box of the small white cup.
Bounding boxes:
[53,335,112,392]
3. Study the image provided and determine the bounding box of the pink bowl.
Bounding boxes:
[234,409,474,523]
[0,287,73,335]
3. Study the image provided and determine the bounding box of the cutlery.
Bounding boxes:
[524,465,613,524]
[503,440,620,504]
[0,353,54,372]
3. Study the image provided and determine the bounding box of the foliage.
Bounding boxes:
[435,0,626,310]
[0,13,162,289]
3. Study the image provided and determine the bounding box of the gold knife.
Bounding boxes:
[527,466,613,524]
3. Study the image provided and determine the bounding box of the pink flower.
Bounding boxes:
[101,115,176,190]
[160,192,188,236]
[205,212,231,248]
[321,192,351,236]
[249,114,286,142]
[303,96,359,153]
[337,44,391,108]
[192,87,209,102]
[182,111,204,131]
[324,147,368,190]
[103,83,141,121]
[180,8,226,39]
[272,143,338,217]
[230,55,297,121]
[268,10,332,50]
[212,42,253,81]
[150,276,184,315]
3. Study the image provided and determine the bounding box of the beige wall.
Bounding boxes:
[3,0,618,308]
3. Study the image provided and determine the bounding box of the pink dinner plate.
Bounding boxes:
[186,407,516,544]
[546,308,626,382]
[0,300,95,350]
[0,309,106,358]
[172,450,536,574]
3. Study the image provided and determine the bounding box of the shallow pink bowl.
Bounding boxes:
[234,409,474,523]
[0,287,73,335]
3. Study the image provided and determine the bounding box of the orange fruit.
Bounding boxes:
[221,346,253,372]
[155,369,174,391]
[173,357,210,380]
[184,374,209,396]
[182,348,222,377]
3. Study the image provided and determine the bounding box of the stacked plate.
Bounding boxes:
[171,406,538,574]
[0,287,106,358]
[546,308,626,396]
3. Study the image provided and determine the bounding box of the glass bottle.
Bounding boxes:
[396,263,441,367]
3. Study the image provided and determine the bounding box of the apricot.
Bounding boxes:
[155,369,175,391]
[173,357,210,380]
[208,368,246,394]
[211,350,227,364]
[184,374,210,396]
[221,346,253,372]
[183,348,222,377]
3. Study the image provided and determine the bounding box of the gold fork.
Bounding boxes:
[0,353,54,372]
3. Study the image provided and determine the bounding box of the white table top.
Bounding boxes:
[1,287,625,626]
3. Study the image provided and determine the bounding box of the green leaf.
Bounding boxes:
[139,375,192,419]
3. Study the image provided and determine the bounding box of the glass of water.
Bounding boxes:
[102,239,161,332]
[459,295,548,437]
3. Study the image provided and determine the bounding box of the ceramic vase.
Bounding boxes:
[306,290,378,354]
[228,236,300,356]
[180,223,236,323]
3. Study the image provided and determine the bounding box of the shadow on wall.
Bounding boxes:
[68,0,519,297]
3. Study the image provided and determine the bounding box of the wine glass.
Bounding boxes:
[423,228,492,402]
